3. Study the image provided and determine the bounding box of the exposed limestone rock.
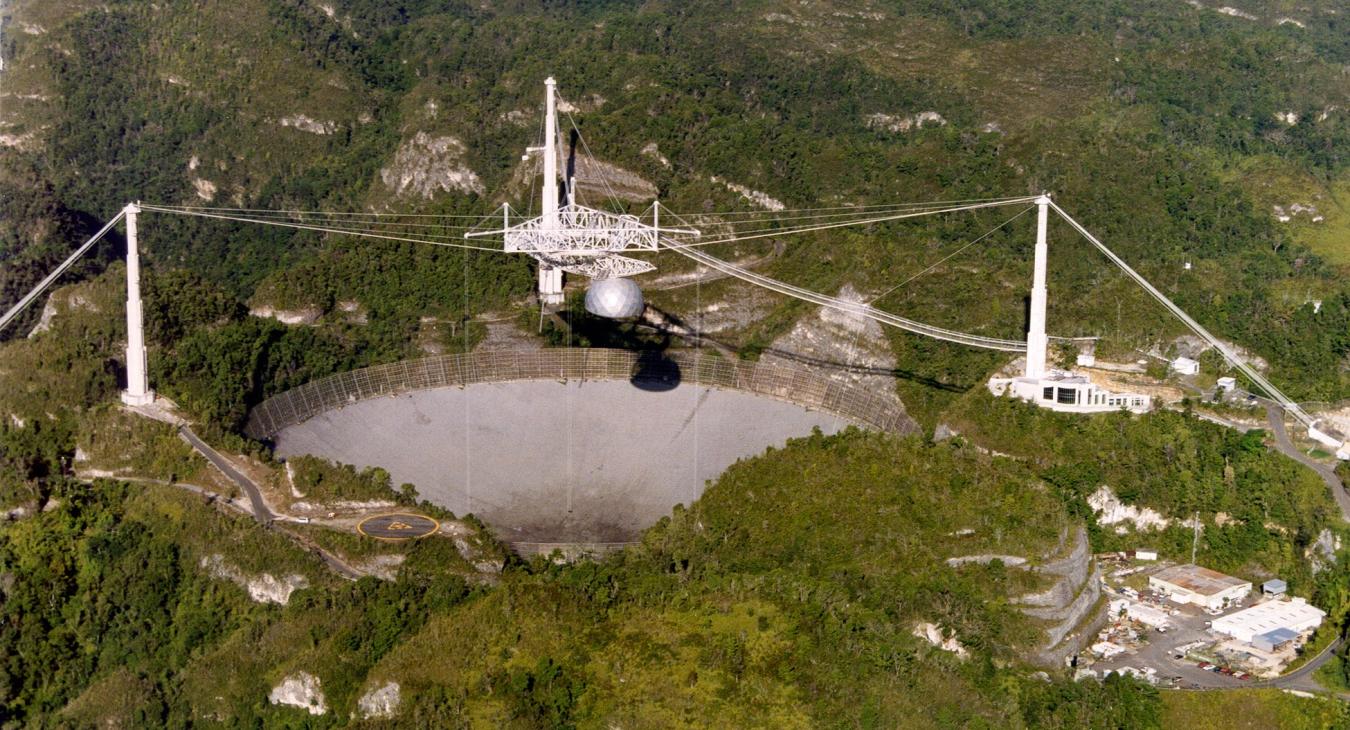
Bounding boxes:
[1308,529,1342,574]
[278,115,338,135]
[641,142,670,167]
[500,109,531,125]
[1166,334,1269,371]
[1018,528,1092,608]
[761,284,917,433]
[1017,527,1106,665]
[476,320,544,352]
[710,176,785,211]
[865,111,947,133]
[352,554,405,581]
[912,622,969,658]
[27,298,59,337]
[249,305,321,325]
[192,178,217,201]
[452,536,505,575]
[269,672,327,715]
[200,554,308,605]
[0,131,38,150]
[1088,485,1171,531]
[338,300,367,324]
[571,155,657,202]
[556,93,605,114]
[356,681,401,719]
[380,131,484,199]
[28,290,96,337]
[1216,6,1257,20]
[947,554,1029,567]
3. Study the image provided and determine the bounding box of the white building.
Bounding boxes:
[1149,564,1251,611]
[1216,376,1237,391]
[1211,598,1326,644]
[1171,357,1200,376]
[1127,602,1171,629]
[989,372,1151,414]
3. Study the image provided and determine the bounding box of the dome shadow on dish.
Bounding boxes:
[629,350,680,392]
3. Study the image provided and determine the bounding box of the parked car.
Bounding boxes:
[1197,662,1212,669]
[1218,667,1234,675]
[1238,673,1251,681]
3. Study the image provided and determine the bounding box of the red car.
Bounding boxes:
[1218,667,1234,676]
[1197,661,1211,669]
[1238,673,1251,680]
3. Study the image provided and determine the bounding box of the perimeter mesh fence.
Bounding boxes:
[246,348,915,439]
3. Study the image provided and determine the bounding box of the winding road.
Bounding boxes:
[1263,403,1350,521]
[178,426,275,523]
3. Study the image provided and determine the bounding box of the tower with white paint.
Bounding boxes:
[1024,194,1051,379]
[987,193,1152,414]
[121,202,154,406]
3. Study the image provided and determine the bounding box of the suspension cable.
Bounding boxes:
[1050,202,1313,427]
[0,210,128,333]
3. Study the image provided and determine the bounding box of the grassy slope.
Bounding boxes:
[1161,689,1348,729]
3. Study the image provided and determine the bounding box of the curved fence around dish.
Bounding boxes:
[245,348,916,439]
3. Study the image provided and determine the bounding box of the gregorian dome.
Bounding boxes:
[584,277,645,319]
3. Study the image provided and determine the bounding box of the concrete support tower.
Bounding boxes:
[537,77,565,306]
[120,203,154,406]
[1023,194,1051,378]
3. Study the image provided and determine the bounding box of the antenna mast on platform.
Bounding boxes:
[466,77,697,310]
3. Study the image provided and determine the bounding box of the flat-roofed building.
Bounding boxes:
[1149,564,1251,610]
[1211,597,1326,645]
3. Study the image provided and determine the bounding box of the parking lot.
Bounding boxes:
[1085,565,1258,689]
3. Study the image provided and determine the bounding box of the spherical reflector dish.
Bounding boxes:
[585,277,645,319]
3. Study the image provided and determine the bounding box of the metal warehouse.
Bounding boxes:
[1210,598,1326,645]
[1148,564,1251,611]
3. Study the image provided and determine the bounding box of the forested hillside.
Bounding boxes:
[1,0,1348,424]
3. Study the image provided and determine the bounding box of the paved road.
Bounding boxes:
[178,426,274,523]
[1265,636,1345,693]
[274,524,364,581]
[1264,404,1350,521]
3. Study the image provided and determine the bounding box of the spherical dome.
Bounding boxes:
[585,277,645,319]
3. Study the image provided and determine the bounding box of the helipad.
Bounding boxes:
[357,513,440,541]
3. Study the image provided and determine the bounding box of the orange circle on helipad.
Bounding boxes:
[357,513,440,541]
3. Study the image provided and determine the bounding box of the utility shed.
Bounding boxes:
[1210,598,1326,644]
[1263,579,1287,596]
[1149,564,1251,610]
[1171,357,1200,376]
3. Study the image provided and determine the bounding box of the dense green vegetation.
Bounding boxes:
[288,455,418,504]
[4,419,1348,726]
[951,393,1335,587]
